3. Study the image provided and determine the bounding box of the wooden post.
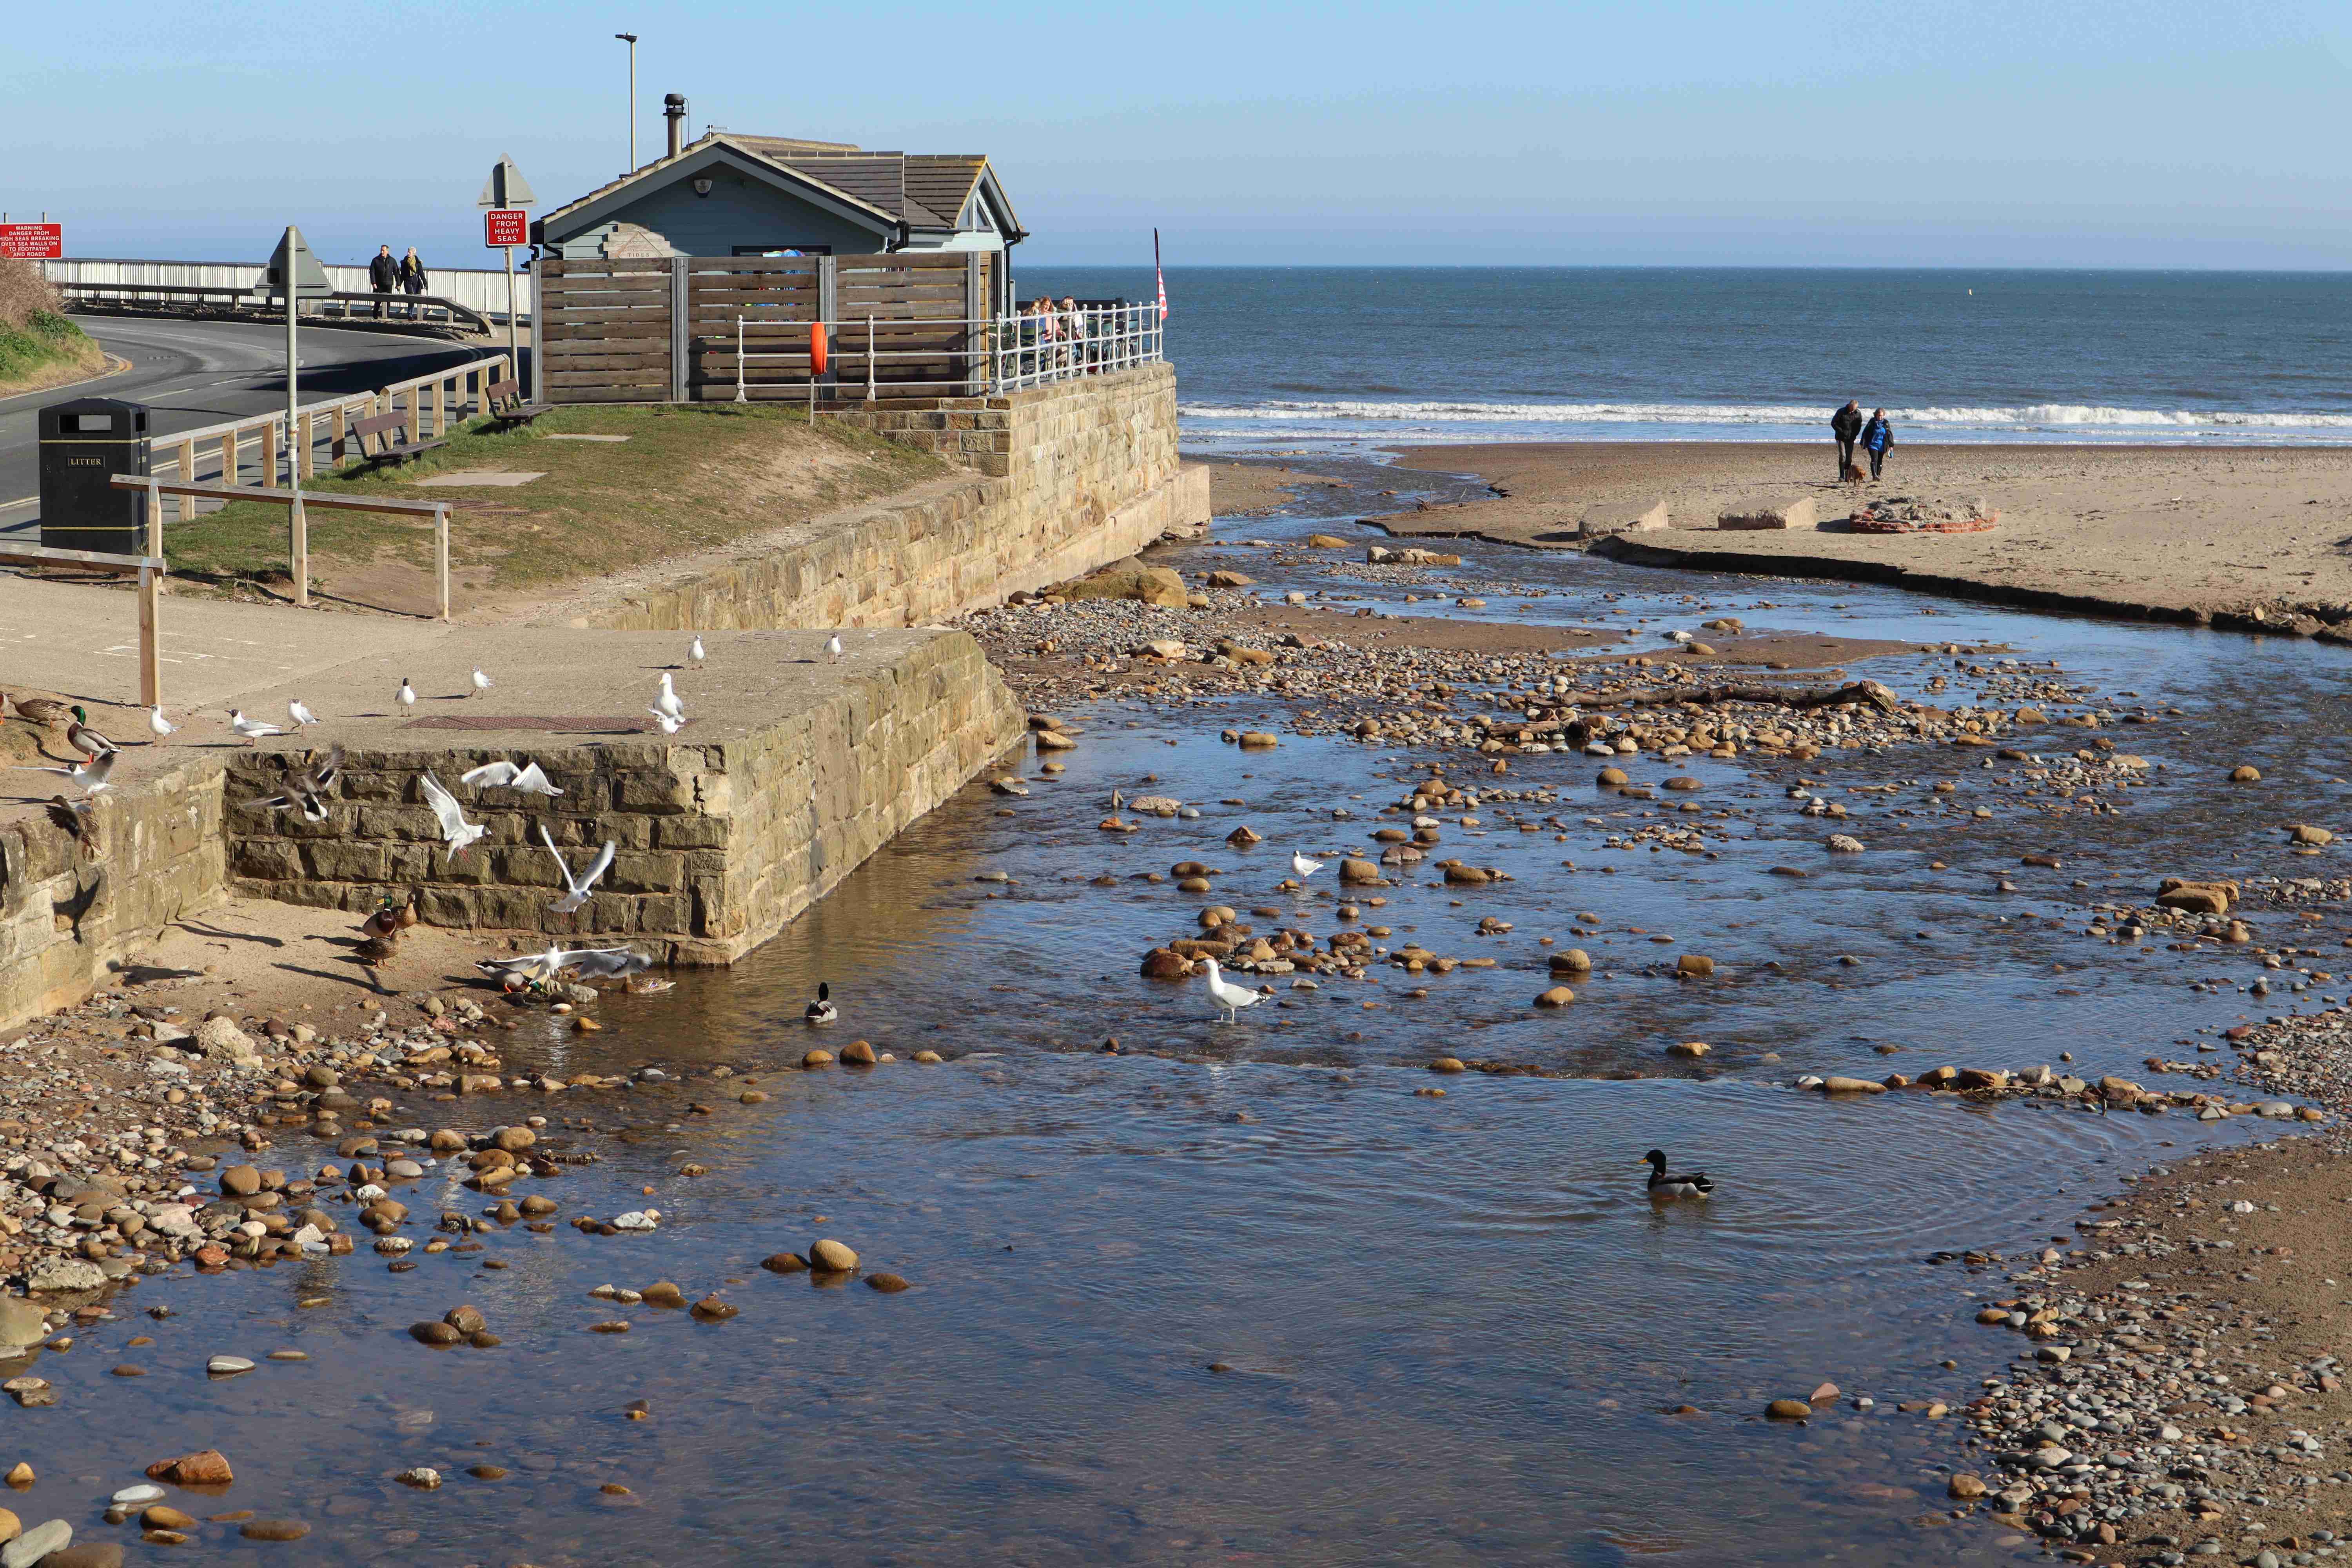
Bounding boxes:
[261,418,279,489]
[136,566,161,708]
[331,406,347,464]
[298,410,314,480]
[175,439,195,522]
[290,491,309,607]
[434,505,450,621]
[432,378,446,438]
[220,430,236,488]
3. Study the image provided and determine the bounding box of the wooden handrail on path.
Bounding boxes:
[111,474,454,621]
[0,541,169,708]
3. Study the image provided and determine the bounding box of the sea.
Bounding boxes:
[1021,266,2352,450]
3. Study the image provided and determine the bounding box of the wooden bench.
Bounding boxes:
[483,378,553,429]
[346,411,447,468]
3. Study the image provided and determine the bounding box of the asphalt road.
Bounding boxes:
[0,317,490,531]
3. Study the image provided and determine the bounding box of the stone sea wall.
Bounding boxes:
[223,632,1022,965]
[0,756,225,1028]
[577,363,1209,633]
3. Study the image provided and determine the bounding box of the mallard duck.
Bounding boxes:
[1642,1149,1714,1199]
[10,692,73,727]
[804,982,837,1025]
[359,897,403,942]
[65,707,117,759]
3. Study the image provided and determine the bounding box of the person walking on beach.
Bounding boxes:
[399,248,428,319]
[368,245,399,319]
[1860,407,1895,480]
[1831,399,1863,478]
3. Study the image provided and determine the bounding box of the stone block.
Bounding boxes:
[1578,499,1669,537]
[1718,497,1818,531]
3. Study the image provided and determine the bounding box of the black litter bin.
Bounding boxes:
[39,397,151,556]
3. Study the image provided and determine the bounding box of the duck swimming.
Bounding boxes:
[1642,1149,1714,1199]
[804,982,837,1025]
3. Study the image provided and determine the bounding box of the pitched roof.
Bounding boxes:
[539,133,1018,238]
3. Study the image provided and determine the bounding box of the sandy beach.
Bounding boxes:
[1365,442,2352,630]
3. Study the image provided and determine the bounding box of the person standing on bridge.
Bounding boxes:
[368,245,399,319]
[399,248,428,319]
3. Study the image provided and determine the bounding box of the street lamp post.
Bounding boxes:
[615,33,639,172]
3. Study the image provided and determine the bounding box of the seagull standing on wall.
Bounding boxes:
[397,678,417,711]
[825,635,844,664]
[227,711,285,746]
[471,668,494,698]
[654,672,684,722]
[689,636,705,668]
[289,699,320,728]
[148,707,178,740]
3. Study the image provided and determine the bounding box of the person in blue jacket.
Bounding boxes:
[1860,408,1895,480]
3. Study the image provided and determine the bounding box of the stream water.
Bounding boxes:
[15,460,2352,1566]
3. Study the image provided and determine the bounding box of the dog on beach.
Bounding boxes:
[1841,460,1869,482]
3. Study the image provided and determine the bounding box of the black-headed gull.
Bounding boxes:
[537,821,616,913]
[471,668,494,697]
[1290,850,1325,881]
[289,699,320,727]
[27,750,115,797]
[462,759,563,797]
[228,710,285,746]
[147,706,178,739]
[418,771,487,860]
[689,636,705,667]
[397,678,416,711]
[824,635,844,664]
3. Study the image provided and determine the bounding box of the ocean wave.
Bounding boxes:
[1176,397,2352,430]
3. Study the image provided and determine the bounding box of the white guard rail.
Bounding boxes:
[45,257,534,323]
[731,303,1164,403]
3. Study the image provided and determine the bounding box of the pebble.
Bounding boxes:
[206,1356,255,1376]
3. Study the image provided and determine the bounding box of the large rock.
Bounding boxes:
[0,1521,67,1568]
[1578,499,1669,538]
[191,1017,253,1058]
[145,1450,234,1487]
[0,1298,46,1351]
[1063,559,1188,608]
[2156,878,2238,915]
[1718,497,1818,532]
[25,1258,105,1294]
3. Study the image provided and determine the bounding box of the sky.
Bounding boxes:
[5,0,2350,270]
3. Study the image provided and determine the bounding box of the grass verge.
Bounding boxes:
[0,310,106,397]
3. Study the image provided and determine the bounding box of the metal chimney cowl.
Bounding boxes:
[664,94,688,158]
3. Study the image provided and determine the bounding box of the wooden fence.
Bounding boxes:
[537,253,994,405]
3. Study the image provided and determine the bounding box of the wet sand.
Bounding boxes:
[1369,442,2352,628]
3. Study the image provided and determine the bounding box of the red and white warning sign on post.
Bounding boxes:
[0,223,63,260]
[483,209,528,248]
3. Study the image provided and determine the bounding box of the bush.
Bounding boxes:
[0,259,64,330]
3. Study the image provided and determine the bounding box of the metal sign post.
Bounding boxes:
[254,226,332,590]
[479,158,539,375]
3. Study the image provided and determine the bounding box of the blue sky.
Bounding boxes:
[6,0,2349,268]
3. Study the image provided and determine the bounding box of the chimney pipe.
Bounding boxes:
[664,94,688,159]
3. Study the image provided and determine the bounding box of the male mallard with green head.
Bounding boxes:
[1642,1149,1714,1199]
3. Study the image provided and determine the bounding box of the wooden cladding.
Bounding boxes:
[537,252,994,403]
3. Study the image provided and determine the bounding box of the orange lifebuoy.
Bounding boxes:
[809,321,829,377]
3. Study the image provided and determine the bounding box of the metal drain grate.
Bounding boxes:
[400,715,692,733]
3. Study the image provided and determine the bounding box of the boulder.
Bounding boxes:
[1818,1076,1887,1095]
[144,1450,233,1486]
[1304,534,1351,549]
[1064,559,1189,608]
[1203,569,1255,588]
[1718,497,1818,532]
[1549,949,1593,975]
[1675,954,1715,979]
[1578,500,1669,538]
[2155,878,2238,915]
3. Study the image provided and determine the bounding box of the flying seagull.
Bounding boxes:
[471,668,494,698]
[227,710,284,746]
[244,744,345,823]
[289,699,320,728]
[569,947,653,980]
[476,943,642,986]
[1201,957,1265,1024]
[461,759,564,797]
[418,771,487,860]
[27,750,116,798]
[537,821,616,914]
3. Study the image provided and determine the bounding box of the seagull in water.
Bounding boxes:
[227,710,285,746]
[688,636,705,668]
[417,771,487,860]
[461,759,564,797]
[804,982,837,1025]
[1290,849,1325,882]
[147,706,178,740]
[471,668,494,698]
[537,821,616,914]
[289,699,320,728]
[654,672,685,722]
[825,635,844,664]
[397,678,416,711]
[1201,958,1264,1024]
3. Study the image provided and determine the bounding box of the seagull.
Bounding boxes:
[654,672,685,722]
[688,636,705,667]
[64,707,117,759]
[804,982,836,1025]
[470,668,494,698]
[538,821,616,914]
[570,947,652,980]
[1202,958,1264,1024]
[289,699,320,728]
[243,744,345,823]
[1290,850,1325,881]
[397,678,416,711]
[27,750,115,798]
[824,635,844,664]
[148,706,178,740]
[475,944,640,986]
[646,707,684,735]
[461,759,564,797]
[227,710,285,746]
[418,771,487,860]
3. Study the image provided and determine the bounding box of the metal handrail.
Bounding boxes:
[56,279,492,335]
[729,304,1164,403]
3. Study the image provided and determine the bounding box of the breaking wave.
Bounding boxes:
[1177,397,2352,431]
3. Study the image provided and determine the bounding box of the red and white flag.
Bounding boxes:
[1154,228,1168,321]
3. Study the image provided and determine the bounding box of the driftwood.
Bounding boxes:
[1557,679,1900,713]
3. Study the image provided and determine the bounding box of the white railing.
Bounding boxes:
[729,303,1164,404]
[44,257,535,323]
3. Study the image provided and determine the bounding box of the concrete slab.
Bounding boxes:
[414,470,546,487]
[543,434,630,443]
